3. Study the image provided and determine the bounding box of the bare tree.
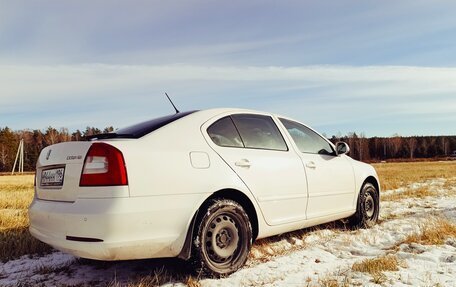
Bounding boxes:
[358,133,369,161]
[59,128,71,142]
[442,137,450,155]
[389,134,402,158]
[0,144,6,168]
[45,127,58,145]
[407,137,417,159]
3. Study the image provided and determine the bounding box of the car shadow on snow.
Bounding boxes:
[72,257,197,286]
[62,220,354,286]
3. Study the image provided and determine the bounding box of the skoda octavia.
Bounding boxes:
[29,108,380,276]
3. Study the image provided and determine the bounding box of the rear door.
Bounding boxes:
[203,112,308,226]
[279,118,356,219]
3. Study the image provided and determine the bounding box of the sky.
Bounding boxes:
[1,0,456,137]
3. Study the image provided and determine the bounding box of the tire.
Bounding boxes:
[191,199,252,277]
[349,182,379,229]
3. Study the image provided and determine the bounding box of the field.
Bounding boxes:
[0,161,455,286]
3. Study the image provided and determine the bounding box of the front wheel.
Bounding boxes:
[191,199,252,277]
[349,182,379,229]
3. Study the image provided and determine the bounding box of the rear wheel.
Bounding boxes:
[349,182,379,229]
[191,199,252,277]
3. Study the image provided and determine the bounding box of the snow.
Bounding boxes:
[1,178,455,286]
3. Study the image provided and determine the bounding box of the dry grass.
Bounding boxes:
[317,274,351,287]
[352,254,400,283]
[317,278,342,287]
[0,209,29,228]
[352,255,399,274]
[0,174,35,209]
[443,177,456,193]
[380,213,401,222]
[381,187,437,201]
[0,173,35,190]
[402,217,456,246]
[107,267,201,287]
[0,174,52,262]
[373,161,456,191]
[0,227,53,262]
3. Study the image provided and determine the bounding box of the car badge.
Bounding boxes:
[46,149,52,160]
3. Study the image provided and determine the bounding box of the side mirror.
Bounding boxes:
[336,142,350,155]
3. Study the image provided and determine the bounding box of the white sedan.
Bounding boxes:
[29,108,380,276]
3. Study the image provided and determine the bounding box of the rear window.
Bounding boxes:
[87,111,197,140]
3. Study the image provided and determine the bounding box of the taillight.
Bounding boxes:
[79,143,128,186]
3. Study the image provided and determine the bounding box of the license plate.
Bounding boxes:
[40,167,65,187]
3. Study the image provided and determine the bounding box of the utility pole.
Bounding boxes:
[11,139,24,175]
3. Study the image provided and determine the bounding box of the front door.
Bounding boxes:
[279,118,356,219]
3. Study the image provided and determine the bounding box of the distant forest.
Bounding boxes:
[0,126,113,172]
[0,126,455,172]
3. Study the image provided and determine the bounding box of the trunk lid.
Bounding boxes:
[36,142,93,202]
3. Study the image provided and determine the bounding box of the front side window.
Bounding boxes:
[280,118,334,155]
[207,116,243,148]
[231,114,288,151]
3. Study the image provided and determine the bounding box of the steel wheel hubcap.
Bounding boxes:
[205,214,240,263]
[365,194,375,218]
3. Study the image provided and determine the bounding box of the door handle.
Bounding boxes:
[306,161,316,169]
[235,159,251,168]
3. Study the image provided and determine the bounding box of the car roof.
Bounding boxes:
[192,108,274,118]
[90,108,320,140]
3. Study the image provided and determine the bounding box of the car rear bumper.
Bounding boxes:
[28,194,204,260]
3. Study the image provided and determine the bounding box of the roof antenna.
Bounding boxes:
[165,92,180,114]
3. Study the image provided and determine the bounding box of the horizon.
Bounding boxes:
[1,1,456,137]
[1,115,456,139]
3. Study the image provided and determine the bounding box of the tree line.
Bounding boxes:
[0,126,113,172]
[1,126,455,172]
[329,133,456,162]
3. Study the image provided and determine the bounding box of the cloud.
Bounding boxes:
[1,64,455,136]
[2,64,456,97]
[3,1,456,67]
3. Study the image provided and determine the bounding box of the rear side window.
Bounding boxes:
[207,117,244,148]
[231,114,287,151]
